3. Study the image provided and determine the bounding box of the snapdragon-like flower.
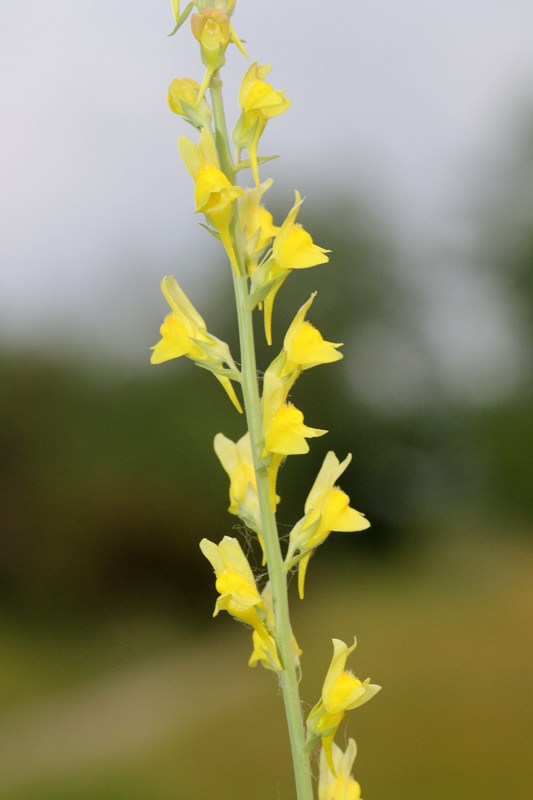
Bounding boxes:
[179,128,244,274]
[167,76,212,129]
[233,62,291,186]
[151,276,242,412]
[257,191,330,344]
[248,582,302,673]
[261,370,326,509]
[190,6,248,104]
[214,432,256,515]
[214,431,272,562]
[306,639,381,775]
[200,536,270,646]
[239,178,279,275]
[286,451,370,598]
[284,293,343,371]
[265,292,343,402]
[318,738,362,800]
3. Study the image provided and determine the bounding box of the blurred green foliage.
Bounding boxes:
[1,185,533,798]
[1,194,532,617]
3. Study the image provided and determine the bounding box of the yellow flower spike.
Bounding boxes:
[179,129,244,274]
[306,639,381,776]
[236,62,291,186]
[273,191,330,271]
[284,293,343,370]
[249,582,302,672]
[200,536,270,646]
[151,276,242,412]
[318,739,361,800]
[287,451,370,598]
[239,179,279,275]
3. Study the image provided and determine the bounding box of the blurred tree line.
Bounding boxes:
[1,173,533,621]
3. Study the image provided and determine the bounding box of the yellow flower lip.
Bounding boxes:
[215,568,261,607]
[283,293,343,370]
[265,402,327,456]
[322,639,381,714]
[325,670,364,714]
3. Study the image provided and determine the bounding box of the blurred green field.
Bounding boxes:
[0,531,531,800]
[2,162,533,799]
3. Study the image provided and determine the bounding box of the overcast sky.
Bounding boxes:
[1,0,533,395]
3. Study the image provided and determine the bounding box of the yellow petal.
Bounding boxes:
[287,322,343,368]
[266,403,327,455]
[322,639,357,708]
[161,275,206,333]
[305,452,352,514]
[277,224,330,270]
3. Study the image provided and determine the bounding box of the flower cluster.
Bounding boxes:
[151,4,381,797]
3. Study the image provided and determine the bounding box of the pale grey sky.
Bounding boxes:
[1,0,533,397]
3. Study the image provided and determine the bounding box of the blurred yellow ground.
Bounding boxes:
[1,531,532,800]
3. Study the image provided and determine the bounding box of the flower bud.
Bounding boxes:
[167,77,213,129]
[191,7,231,73]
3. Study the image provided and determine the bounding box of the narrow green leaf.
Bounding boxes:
[168,0,195,36]
[244,279,278,310]
[235,155,279,172]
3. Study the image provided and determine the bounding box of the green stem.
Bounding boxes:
[210,76,314,800]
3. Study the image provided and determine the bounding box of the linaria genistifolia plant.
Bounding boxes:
[151,3,381,797]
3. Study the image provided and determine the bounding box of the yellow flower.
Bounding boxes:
[273,191,330,271]
[306,639,381,775]
[239,178,279,275]
[235,62,291,186]
[284,293,343,371]
[168,76,199,114]
[214,432,279,563]
[179,128,244,274]
[287,451,370,598]
[214,432,256,515]
[261,191,330,344]
[248,582,302,672]
[261,370,326,510]
[167,77,212,128]
[262,371,326,457]
[191,7,248,104]
[318,739,362,800]
[151,276,242,412]
[199,536,270,646]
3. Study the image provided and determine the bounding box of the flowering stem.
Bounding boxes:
[210,76,314,800]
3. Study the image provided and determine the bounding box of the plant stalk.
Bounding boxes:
[210,76,314,800]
